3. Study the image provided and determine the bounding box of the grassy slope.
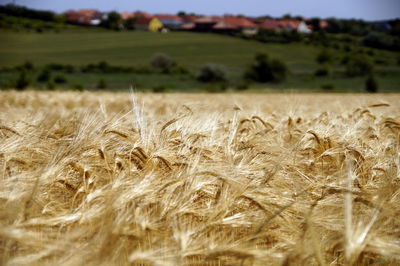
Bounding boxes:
[1,29,399,91]
[0,30,319,72]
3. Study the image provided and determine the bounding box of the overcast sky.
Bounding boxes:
[1,0,400,20]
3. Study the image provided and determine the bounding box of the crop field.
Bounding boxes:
[0,91,399,265]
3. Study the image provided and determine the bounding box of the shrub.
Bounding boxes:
[235,81,249,91]
[23,61,34,71]
[362,32,399,51]
[365,75,378,93]
[54,75,67,84]
[15,71,30,90]
[151,53,176,74]
[97,79,107,89]
[244,53,287,83]
[345,54,373,77]
[152,85,167,93]
[37,68,51,82]
[314,66,330,77]
[316,49,333,64]
[321,83,334,90]
[73,84,84,91]
[197,64,227,83]
[170,65,190,75]
[47,81,55,90]
[205,82,228,92]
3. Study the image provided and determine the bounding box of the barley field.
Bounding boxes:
[0,91,399,265]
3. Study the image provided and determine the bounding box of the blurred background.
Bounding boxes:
[0,0,399,92]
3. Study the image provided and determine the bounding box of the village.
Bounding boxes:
[64,9,329,34]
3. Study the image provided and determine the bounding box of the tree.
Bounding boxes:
[244,53,287,83]
[37,68,51,82]
[197,64,227,83]
[345,54,373,77]
[316,49,333,64]
[15,71,30,90]
[124,17,136,30]
[97,79,107,89]
[365,75,378,93]
[151,53,176,73]
[100,11,122,30]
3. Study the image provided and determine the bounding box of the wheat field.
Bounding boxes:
[0,91,399,265]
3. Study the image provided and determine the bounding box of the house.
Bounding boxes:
[133,16,163,32]
[134,16,152,30]
[119,12,135,20]
[191,16,221,31]
[277,19,300,31]
[187,16,257,35]
[259,19,280,31]
[222,16,258,35]
[133,11,153,19]
[155,14,184,30]
[64,9,103,25]
[297,21,312,34]
[148,18,164,32]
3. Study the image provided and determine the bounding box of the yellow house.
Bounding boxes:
[148,18,163,32]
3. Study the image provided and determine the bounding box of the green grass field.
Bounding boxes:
[0,29,399,91]
[0,30,332,72]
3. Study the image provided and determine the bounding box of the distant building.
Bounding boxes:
[148,18,164,32]
[134,16,153,30]
[155,14,184,30]
[297,21,312,34]
[119,12,135,20]
[64,9,103,25]
[259,19,280,30]
[186,16,257,35]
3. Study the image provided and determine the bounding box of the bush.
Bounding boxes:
[314,66,330,77]
[235,81,249,91]
[15,71,30,90]
[365,75,378,93]
[47,81,55,90]
[97,79,107,89]
[37,68,51,82]
[152,85,167,93]
[362,32,399,51]
[205,82,228,93]
[151,53,176,74]
[345,54,373,77]
[23,61,34,71]
[170,65,190,75]
[54,74,67,84]
[316,49,333,64]
[321,83,334,90]
[73,84,84,91]
[244,53,287,83]
[197,64,227,83]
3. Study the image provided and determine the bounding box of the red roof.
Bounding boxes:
[194,16,221,24]
[278,19,301,30]
[155,14,184,22]
[133,11,153,19]
[222,16,257,29]
[259,19,279,30]
[134,17,153,25]
[213,20,237,30]
[180,23,196,30]
[319,21,329,29]
[181,15,200,23]
[120,12,135,20]
[64,9,101,24]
